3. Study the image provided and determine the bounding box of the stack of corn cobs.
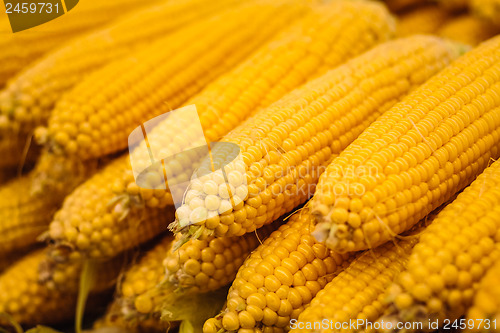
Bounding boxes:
[1,0,500,331]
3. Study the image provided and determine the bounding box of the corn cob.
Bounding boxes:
[107,236,175,332]
[42,1,310,161]
[397,5,450,37]
[0,175,55,256]
[0,150,97,260]
[382,158,500,331]
[171,35,463,243]
[291,237,419,332]
[48,155,174,261]
[0,0,239,170]
[45,0,395,263]
[134,222,279,320]
[0,0,157,88]
[311,35,500,253]
[121,0,396,210]
[438,15,500,46]
[471,0,500,25]
[0,248,126,327]
[203,209,351,333]
[466,260,500,332]
[0,249,77,326]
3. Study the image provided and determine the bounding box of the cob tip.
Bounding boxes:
[168,222,212,251]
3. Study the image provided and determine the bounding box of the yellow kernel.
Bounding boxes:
[442,264,459,286]
[203,180,219,195]
[76,234,90,250]
[219,200,234,215]
[222,311,240,331]
[349,198,363,213]
[183,259,201,276]
[278,300,293,316]
[347,213,362,229]
[239,283,259,299]
[412,283,431,302]
[134,295,153,314]
[190,206,208,223]
[246,304,264,322]
[274,267,293,287]
[228,171,244,187]
[205,195,221,210]
[247,293,266,309]
[265,292,281,312]
[264,275,282,292]
[219,183,235,199]
[248,274,265,289]
[427,298,442,313]
[262,307,278,326]
[239,310,256,329]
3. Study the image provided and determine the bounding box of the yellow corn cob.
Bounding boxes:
[42,0,310,161]
[121,0,396,210]
[0,176,55,256]
[384,0,430,12]
[397,5,450,37]
[0,249,126,327]
[466,260,500,333]
[48,155,175,261]
[438,14,500,46]
[45,0,394,263]
[171,35,463,243]
[382,158,500,331]
[0,0,239,170]
[203,209,350,333]
[291,237,419,333]
[133,223,279,320]
[311,35,500,253]
[471,0,500,25]
[0,0,157,88]
[0,249,77,326]
[0,150,97,259]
